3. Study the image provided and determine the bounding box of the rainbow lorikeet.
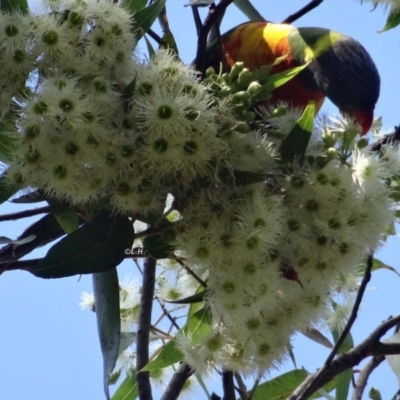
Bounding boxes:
[205,22,380,135]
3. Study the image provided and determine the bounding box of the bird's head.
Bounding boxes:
[345,108,374,136]
[307,34,380,137]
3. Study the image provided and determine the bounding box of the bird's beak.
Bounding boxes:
[351,109,374,136]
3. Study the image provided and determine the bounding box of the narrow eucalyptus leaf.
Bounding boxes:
[94,269,121,400]
[28,210,134,278]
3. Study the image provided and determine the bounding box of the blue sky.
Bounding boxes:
[1,1,400,399]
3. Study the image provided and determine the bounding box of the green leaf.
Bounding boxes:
[143,34,156,58]
[0,172,18,205]
[264,63,309,92]
[0,0,28,13]
[112,373,138,400]
[129,0,166,41]
[141,338,184,371]
[369,387,383,400]
[122,76,137,114]
[309,376,337,399]
[160,29,179,55]
[250,369,308,399]
[0,234,35,245]
[118,332,138,357]
[380,9,400,32]
[29,210,134,278]
[383,332,400,388]
[47,199,79,234]
[164,290,207,304]
[143,234,174,259]
[120,0,147,13]
[233,0,265,22]
[93,268,121,400]
[108,369,122,385]
[331,327,354,400]
[301,326,333,349]
[185,306,212,344]
[279,102,315,162]
[357,258,400,277]
[0,213,75,263]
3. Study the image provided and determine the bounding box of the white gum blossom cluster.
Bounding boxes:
[2,1,399,378]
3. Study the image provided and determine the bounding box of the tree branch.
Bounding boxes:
[147,28,163,45]
[234,373,248,400]
[288,314,400,400]
[193,0,235,73]
[326,253,373,366]
[0,206,51,222]
[136,256,157,400]
[352,355,385,400]
[281,0,324,24]
[222,370,235,400]
[160,362,193,400]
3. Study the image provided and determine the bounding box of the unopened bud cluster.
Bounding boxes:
[2,0,399,379]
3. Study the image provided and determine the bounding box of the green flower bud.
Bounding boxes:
[235,123,251,134]
[237,69,252,86]
[269,105,288,117]
[357,138,369,149]
[247,81,262,96]
[322,131,335,147]
[229,62,244,79]
[220,86,232,97]
[326,147,337,160]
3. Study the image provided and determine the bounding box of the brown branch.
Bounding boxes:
[281,0,324,24]
[160,362,194,400]
[326,253,374,366]
[147,28,163,45]
[391,388,400,400]
[288,314,400,400]
[193,0,235,73]
[222,370,235,400]
[0,206,51,222]
[352,355,385,400]
[234,373,248,400]
[136,256,157,400]
[191,5,202,35]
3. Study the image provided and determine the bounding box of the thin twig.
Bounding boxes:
[147,28,163,45]
[281,0,324,24]
[391,388,400,400]
[160,362,194,400]
[0,206,51,222]
[155,293,181,331]
[174,257,207,287]
[193,0,235,73]
[222,370,236,400]
[326,253,374,366]
[352,355,385,400]
[136,256,157,400]
[213,14,229,72]
[247,377,260,400]
[288,313,400,400]
[234,373,248,400]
